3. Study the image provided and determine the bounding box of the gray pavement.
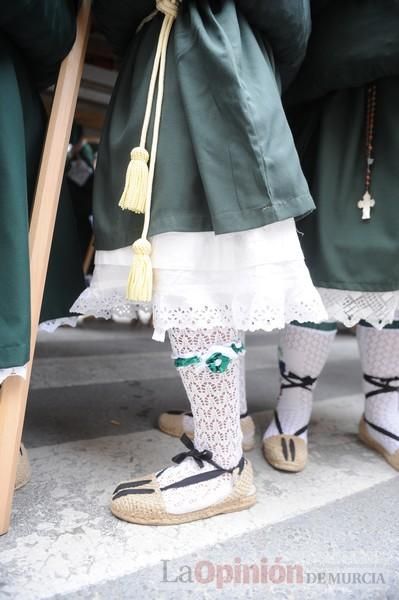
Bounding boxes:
[0,321,398,599]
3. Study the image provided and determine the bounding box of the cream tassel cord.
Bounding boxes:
[122,0,180,302]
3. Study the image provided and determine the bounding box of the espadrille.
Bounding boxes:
[158,410,256,451]
[111,434,256,525]
[15,444,31,490]
[359,415,399,471]
[158,410,195,439]
[263,410,308,472]
[240,412,256,451]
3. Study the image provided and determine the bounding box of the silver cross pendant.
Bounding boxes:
[357,191,375,220]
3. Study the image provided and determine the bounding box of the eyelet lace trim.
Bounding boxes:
[39,317,79,333]
[318,288,399,329]
[71,288,145,320]
[71,281,327,342]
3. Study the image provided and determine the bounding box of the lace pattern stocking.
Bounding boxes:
[357,323,399,454]
[238,332,247,415]
[169,327,243,469]
[264,323,337,440]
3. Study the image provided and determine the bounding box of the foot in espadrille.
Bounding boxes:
[111,434,256,525]
[262,360,315,472]
[15,444,31,490]
[263,324,337,473]
[158,410,256,451]
[157,410,195,440]
[263,410,308,472]
[359,415,399,470]
[357,323,399,471]
[357,368,399,471]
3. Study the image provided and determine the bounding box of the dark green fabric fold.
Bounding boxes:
[93,0,314,249]
[0,1,83,369]
[287,0,399,105]
[292,78,399,291]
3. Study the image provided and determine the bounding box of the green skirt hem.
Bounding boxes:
[315,282,399,293]
[0,343,29,370]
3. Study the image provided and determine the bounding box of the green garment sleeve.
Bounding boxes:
[235,0,311,90]
[0,0,78,89]
[286,0,399,105]
[93,0,155,56]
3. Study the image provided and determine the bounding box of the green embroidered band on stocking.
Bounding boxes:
[231,341,245,354]
[174,356,202,368]
[206,352,231,373]
[174,341,245,373]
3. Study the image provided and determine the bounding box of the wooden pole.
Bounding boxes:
[0,0,91,535]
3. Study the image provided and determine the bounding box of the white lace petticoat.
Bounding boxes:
[71,218,327,341]
[318,288,399,329]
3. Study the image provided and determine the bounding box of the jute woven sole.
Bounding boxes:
[15,444,31,490]
[263,435,307,472]
[158,412,256,451]
[111,491,256,526]
[358,417,399,471]
[111,460,256,525]
[241,416,256,452]
[158,412,194,440]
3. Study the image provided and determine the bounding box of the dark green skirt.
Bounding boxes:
[293,77,399,292]
[0,34,85,369]
[93,2,314,251]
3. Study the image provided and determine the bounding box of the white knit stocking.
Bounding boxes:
[181,332,247,433]
[155,327,243,514]
[169,327,243,468]
[238,333,248,415]
[357,323,399,455]
[263,323,337,441]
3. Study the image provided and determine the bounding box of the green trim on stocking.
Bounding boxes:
[359,320,399,330]
[291,320,338,332]
[174,356,202,368]
[174,341,245,374]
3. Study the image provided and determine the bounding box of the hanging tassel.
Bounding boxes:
[126,238,153,302]
[118,147,149,213]
[118,6,167,216]
[124,0,180,302]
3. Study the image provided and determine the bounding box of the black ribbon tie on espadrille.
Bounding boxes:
[172,434,213,468]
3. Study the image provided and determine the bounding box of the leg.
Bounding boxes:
[357,321,399,470]
[158,332,256,450]
[237,335,256,451]
[172,328,243,467]
[110,327,256,525]
[263,321,337,471]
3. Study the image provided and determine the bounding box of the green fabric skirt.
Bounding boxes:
[0,35,85,369]
[293,77,399,292]
[93,3,314,250]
